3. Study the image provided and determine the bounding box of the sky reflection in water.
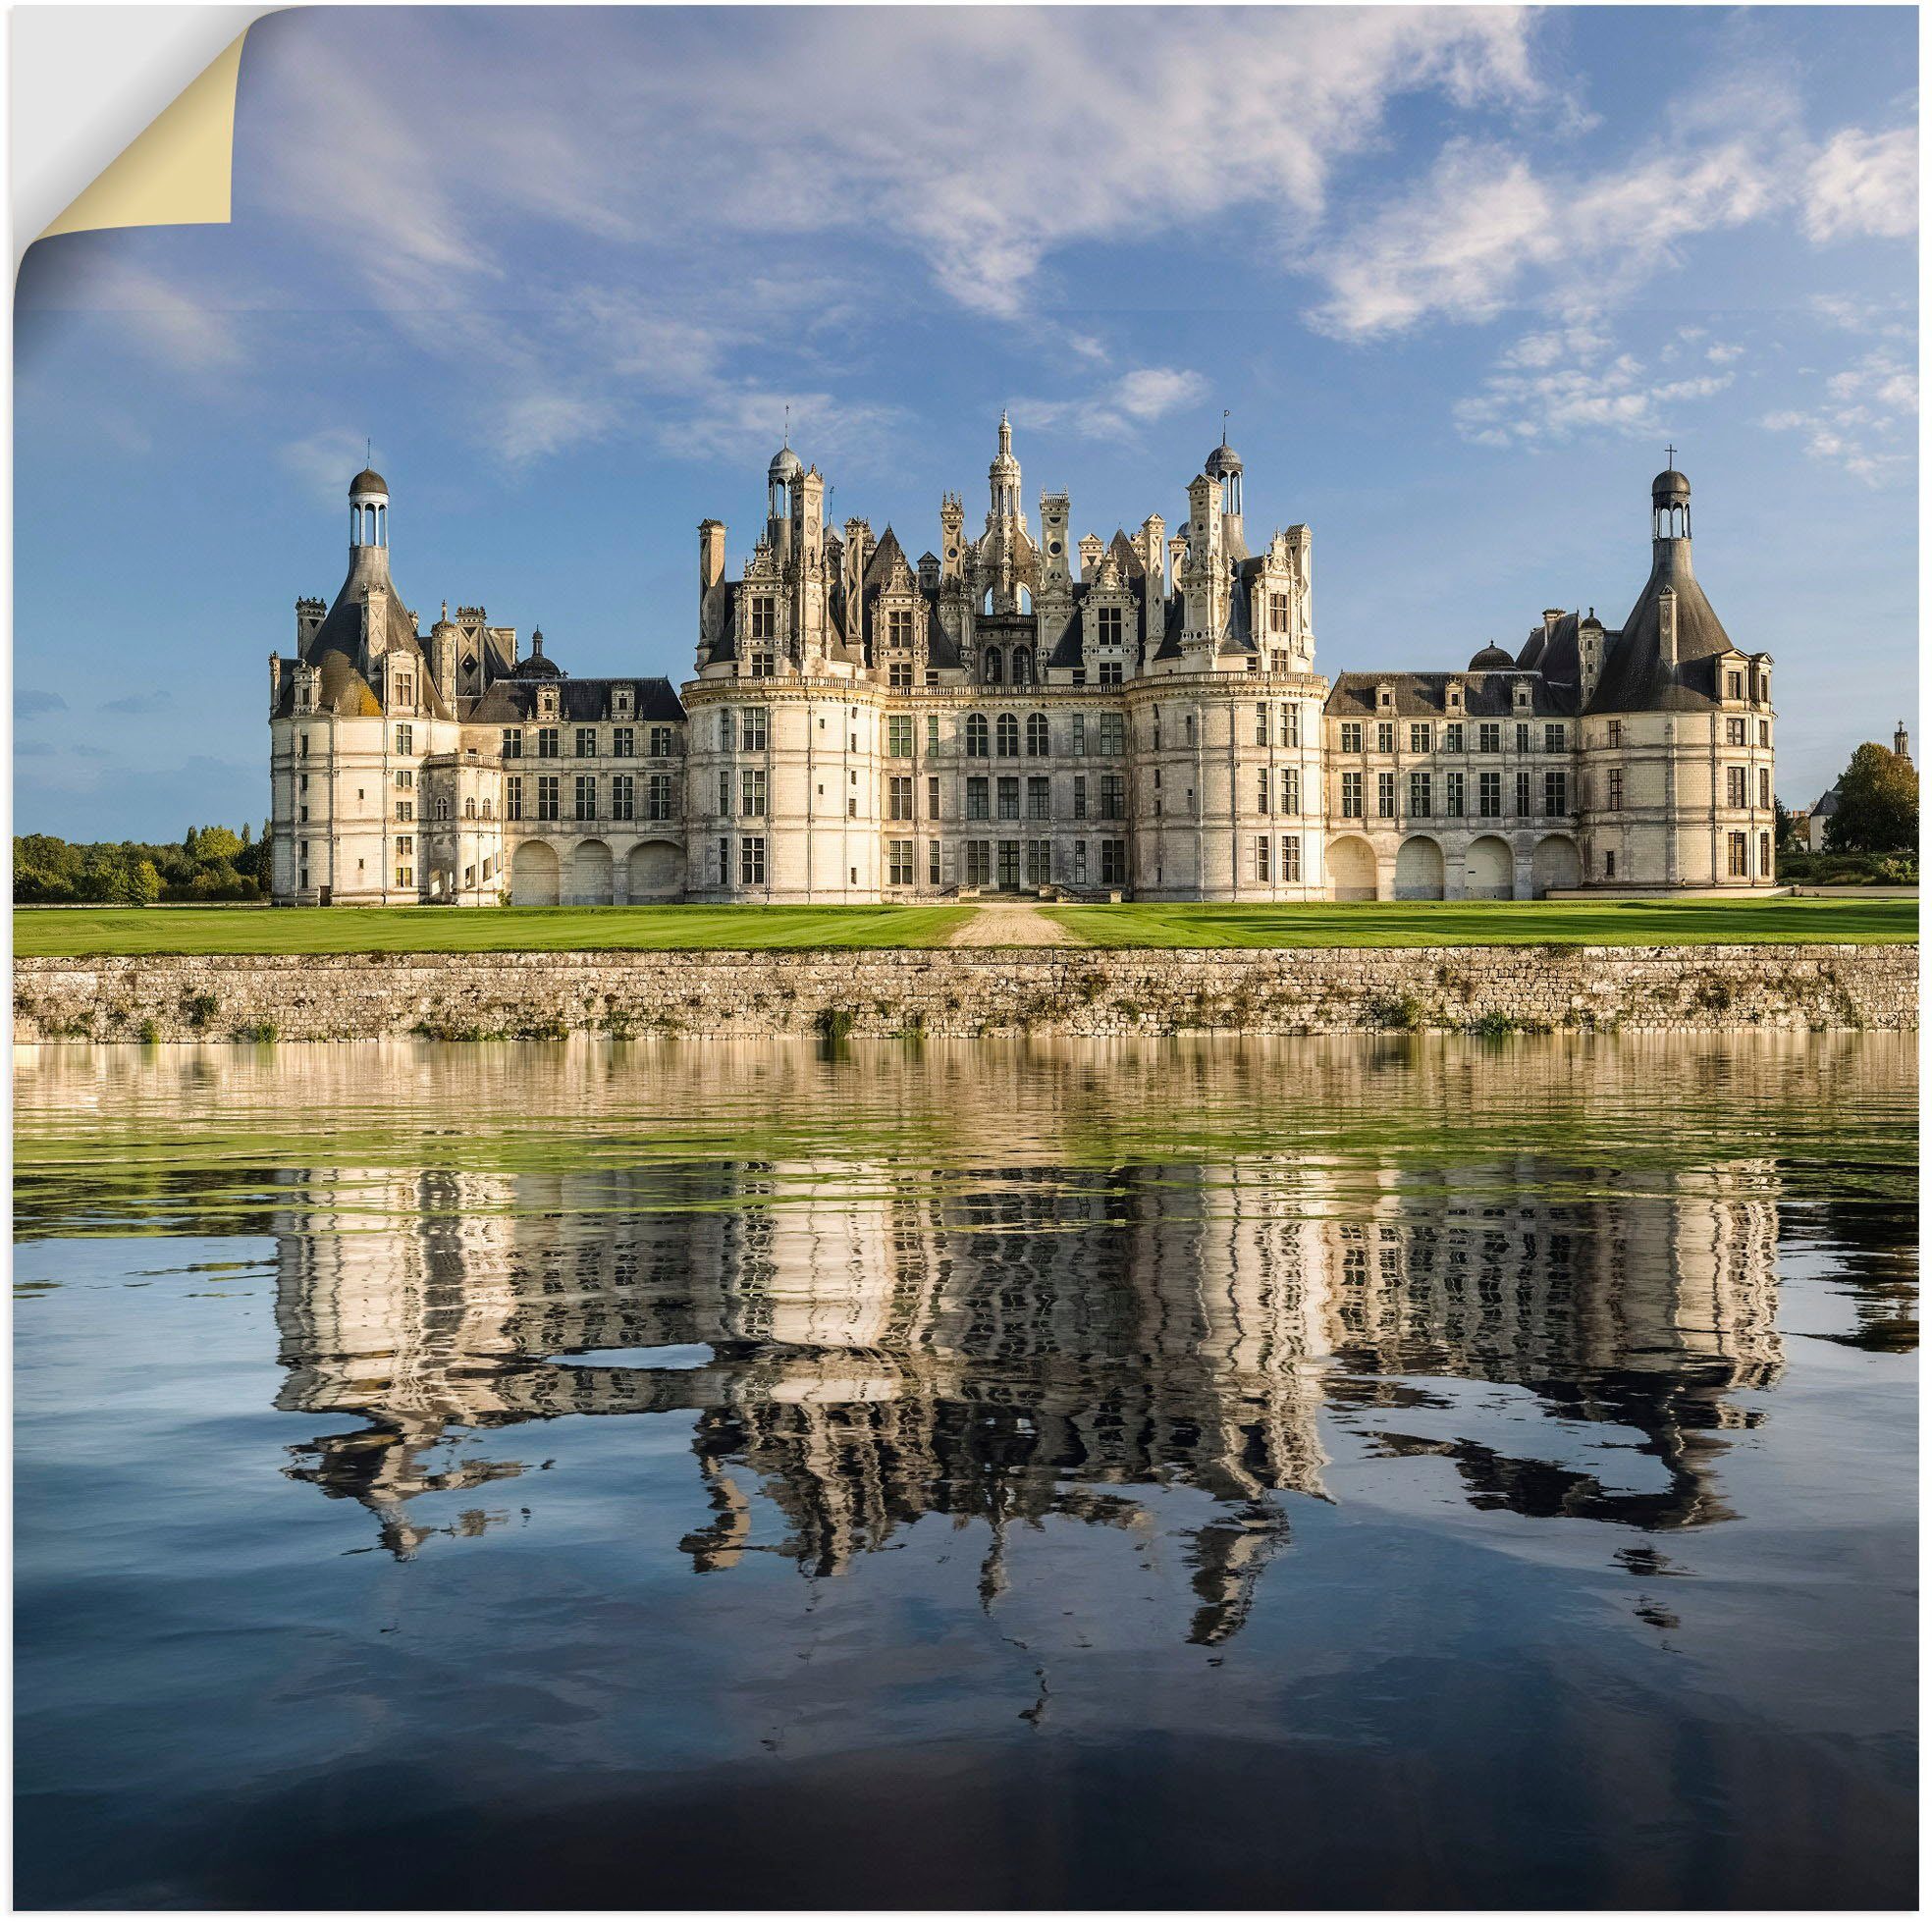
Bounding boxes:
[14,1035,1917,1907]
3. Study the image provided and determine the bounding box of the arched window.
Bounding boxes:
[1012,647,1032,684]
[434,796,451,822]
[1026,712,1049,756]
[982,587,995,616]
[995,714,1020,757]
[965,713,990,757]
[985,647,1003,683]
[463,796,477,820]
[1017,586,1033,615]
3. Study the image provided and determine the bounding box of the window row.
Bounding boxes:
[1338,771,1570,820]
[505,774,676,823]
[1337,720,1567,756]
[503,724,677,760]
[960,712,1126,758]
[1252,835,1306,883]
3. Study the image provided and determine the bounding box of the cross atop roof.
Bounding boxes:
[1665,443,1678,466]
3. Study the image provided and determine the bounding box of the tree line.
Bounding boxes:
[15,825,275,906]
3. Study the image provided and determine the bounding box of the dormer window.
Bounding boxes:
[614,686,633,719]
[1447,682,1464,711]
[1376,685,1393,710]
[539,688,559,720]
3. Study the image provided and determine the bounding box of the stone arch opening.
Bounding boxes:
[626,839,684,903]
[1394,835,1445,901]
[510,839,560,907]
[1327,834,1378,902]
[1531,834,1582,897]
[1463,834,1515,900]
[571,838,614,907]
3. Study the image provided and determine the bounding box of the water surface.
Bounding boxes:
[15,1036,1917,1906]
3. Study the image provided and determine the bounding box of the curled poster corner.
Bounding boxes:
[37,26,252,243]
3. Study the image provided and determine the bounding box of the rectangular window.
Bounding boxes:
[1098,606,1123,648]
[1026,839,1050,886]
[537,726,559,759]
[1282,703,1301,748]
[749,653,775,678]
[1026,775,1049,821]
[1726,717,1746,746]
[1270,649,1291,675]
[1342,773,1363,818]
[395,724,413,755]
[1543,723,1565,753]
[576,726,598,758]
[1256,704,1270,747]
[1443,722,1464,754]
[1409,723,1431,754]
[1445,772,1465,817]
[888,659,912,689]
[1478,771,1501,818]
[751,597,777,640]
[887,715,914,756]
[1409,772,1431,817]
[741,768,768,818]
[888,610,914,649]
[1545,771,1567,815]
[1516,722,1531,754]
[1515,771,1531,817]
[1269,591,1290,632]
[647,774,673,821]
[1100,839,1127,885]
[1281,767,1301,814]
[395,800,414,823]
[889,774,914,820]
[613,727,634,758]
[996,841,1021,890]
[1099,774,1126,819]
[1607,769,1624,810]
[1072,774,1089,821]
[1727,766,1747,808]
[1069,714,1088,758]
[650,725,674,758]
[966,841,992,887]
[1257,768,1271,815]
[1340,721,1364,754]
[395,768,413,790]
[1759,767,1771,809]
[888,839,915,886]
[740,835,766,885]
[1478,722,1501,753]
[927,774,939,819]
[1072,841,1089,883]
[1759,830,1771,876]
[396,867,413,888]
[967,776,990,821]
[1758,720,1770,747]
[507,776,523,821]
[1376,721,1394,754]
[740,708,768,751]
[1098,713,1125,756]
[929,840,940,886]
[718,770,731,817]
[575,774,597,821]
[1376,772,1395,819]
[1282,834,1301,882]
[718,837,728,885]
[926,714,940,752]
[996,775,1020,821]
[502,728,523,760]
[1726,670,1744,700]
[1728,830,1747,878]
[1256,835,1271,882]
[537,775,560,821]
[612,774,635,821]
[1606,720,1623,748]
[1099,661,1123,685]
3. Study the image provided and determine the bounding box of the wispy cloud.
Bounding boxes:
[1015,367,1210,445]
[1761,347,1918,486]
[1454,319,1736,447]
[1802,127,1916,241]
[15,689,67,718]
[99,691,174,716]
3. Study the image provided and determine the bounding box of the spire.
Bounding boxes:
[997,409,1011,459]
[1895,721,1911,764]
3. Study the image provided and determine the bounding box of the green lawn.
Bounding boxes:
[14,904,976,957]
[1046,897,1919,948]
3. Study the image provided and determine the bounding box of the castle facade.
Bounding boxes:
[268,425,1778,905]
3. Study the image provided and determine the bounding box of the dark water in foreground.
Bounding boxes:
[15,1036,1917,1908]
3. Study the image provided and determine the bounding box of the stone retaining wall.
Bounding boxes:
[13,943,1916,1042]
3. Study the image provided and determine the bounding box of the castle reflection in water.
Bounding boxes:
[258,1041,1790,1642]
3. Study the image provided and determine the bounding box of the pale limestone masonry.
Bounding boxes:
[15,945,1913,1044]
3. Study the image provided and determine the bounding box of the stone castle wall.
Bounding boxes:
[14,944,1915,1043]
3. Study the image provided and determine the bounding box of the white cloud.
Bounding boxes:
[1454,318,1735,447]
[1013,366,1208,444]
[1802,127,1916,241]
[1762,347,1917,485]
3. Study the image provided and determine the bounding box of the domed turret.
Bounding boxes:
[1206,423,1243,518]
[349,465,389,549]
[1468,642,1516,670]
[768,444,804,483]
[1652,450,1690,542]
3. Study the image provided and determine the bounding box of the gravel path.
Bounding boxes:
[948,901,1079,946]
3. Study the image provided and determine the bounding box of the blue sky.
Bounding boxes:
[14,4,1917,836]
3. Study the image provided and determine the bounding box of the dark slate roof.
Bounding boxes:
[277,648,384,720]
[510,653,563,678]
[1325,670,1577,719]
[469,675,684,724]
[1469,643,1517,669]
[283,551,452,720]
[864,526,909,590]
[1585,550,1737,716]
[1107,529,1146,577]
[1154,592,1186,661]
[699,578,740,667]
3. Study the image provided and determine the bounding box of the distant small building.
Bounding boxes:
[1807,721,1909,851]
